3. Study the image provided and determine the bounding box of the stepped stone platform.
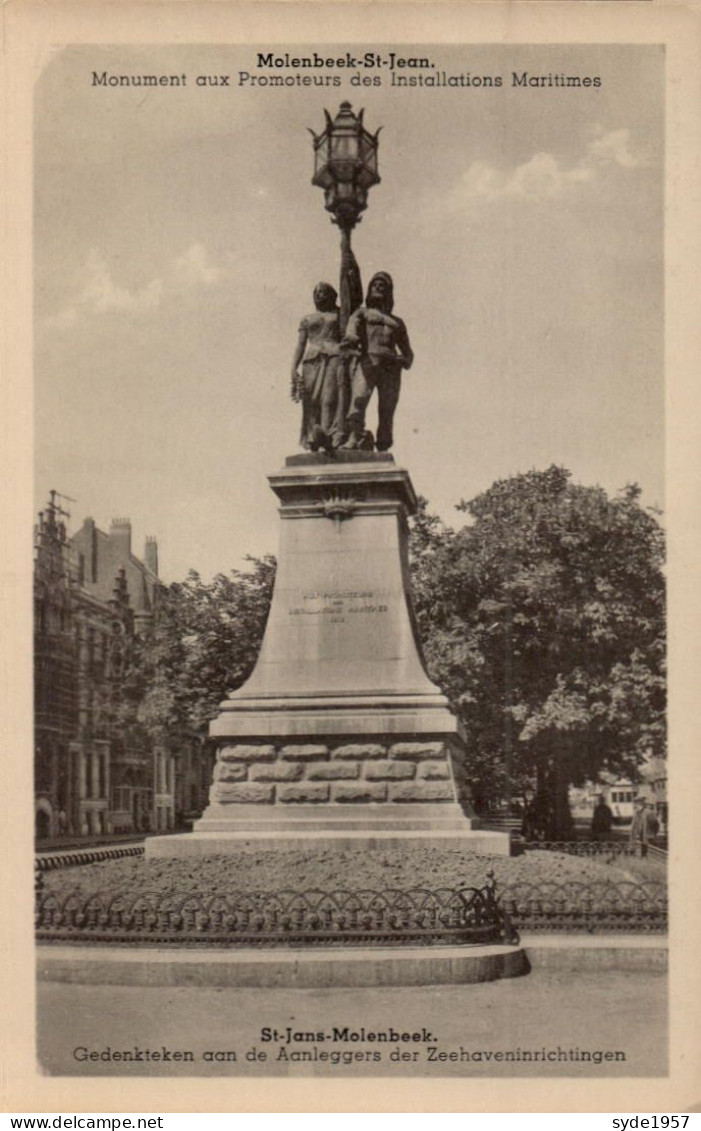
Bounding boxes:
[37,943,528,988]
[37,937,666,989]
[148,454,509,860]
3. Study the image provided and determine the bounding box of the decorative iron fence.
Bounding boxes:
[35,845,145,872]
[499,880,666,933]
[522,840,665,859]
[34,872,667,946]
[35,874,514,948]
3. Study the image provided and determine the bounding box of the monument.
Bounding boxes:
[148,103,509,858]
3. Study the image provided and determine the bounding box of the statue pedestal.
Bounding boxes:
[148,453,510,858]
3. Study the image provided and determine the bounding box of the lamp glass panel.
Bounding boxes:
[314,136,329,176]
[360,135,377,168]
[331,133,359,161]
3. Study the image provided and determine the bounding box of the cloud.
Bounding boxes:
[449,128,643,209]
[588,128,640,169]
[44,242,228,331]
[172,243,228,286]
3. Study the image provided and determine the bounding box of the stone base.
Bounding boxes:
[188,456,490,857]
[145,826,512,858]
[196,734,478,829]
[162,730,504,860]
[195,801,476,833]
[37,942,528,988]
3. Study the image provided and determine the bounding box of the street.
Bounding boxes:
[37,967,667,1078]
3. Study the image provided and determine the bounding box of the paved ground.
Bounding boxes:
[37,966,667,1079]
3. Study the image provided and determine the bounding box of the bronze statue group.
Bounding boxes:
[291,272,413,454]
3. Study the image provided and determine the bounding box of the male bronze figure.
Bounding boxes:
[341,272,414,452]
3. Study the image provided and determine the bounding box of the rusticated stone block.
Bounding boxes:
[389,781,455,803]
[249,762,304,782]
[306,762,359,781]
[417,761,451,781]
[212,782,274,804]
[213,762,247,783]
[218,744,276,763]
[332,743,385,760]
[277,782,330,804]
[364,761,416,781]
[280,744,328,762]
[389,741,446,761]
[332,782,388,804]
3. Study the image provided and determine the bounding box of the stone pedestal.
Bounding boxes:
[148,453,509,858]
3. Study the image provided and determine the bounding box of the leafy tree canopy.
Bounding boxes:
[127,467,665,840]
[409,467,665,832]
[132,555,276,738]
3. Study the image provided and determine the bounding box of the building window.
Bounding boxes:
[113,786,130,810]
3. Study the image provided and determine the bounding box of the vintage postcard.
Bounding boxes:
[3,0,700,1115]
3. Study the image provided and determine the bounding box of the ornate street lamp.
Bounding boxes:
[309,102,381,331]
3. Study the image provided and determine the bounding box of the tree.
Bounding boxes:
[128,556,276,739]
[121,469,665,841]
[409,468,666,837]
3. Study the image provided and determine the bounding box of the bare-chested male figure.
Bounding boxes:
[341,272,414,452]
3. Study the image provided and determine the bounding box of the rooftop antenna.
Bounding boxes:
[49,489,76,516]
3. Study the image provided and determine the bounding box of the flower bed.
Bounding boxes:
[40,844,641,902]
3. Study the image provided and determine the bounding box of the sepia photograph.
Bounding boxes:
[4,1,700,1113]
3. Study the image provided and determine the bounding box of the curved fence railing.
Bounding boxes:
[34,875,668,946]
[522,840,666,859]
[499,880,666,933]
[35,845,145,872]
[35,876,514,948]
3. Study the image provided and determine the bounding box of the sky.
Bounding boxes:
[34,43,664,582]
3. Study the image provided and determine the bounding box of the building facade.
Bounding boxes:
[34,497,212,840]
[71,516,164,835]
[34,494,78,839]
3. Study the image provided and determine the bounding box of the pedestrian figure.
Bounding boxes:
[630,796,659,857]
[591,795,613,842]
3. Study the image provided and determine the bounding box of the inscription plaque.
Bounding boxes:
[288,589,389,625]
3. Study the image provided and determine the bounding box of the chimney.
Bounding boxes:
[83,517,97,582]
[109,517,132,559]
[144,536,159,577]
